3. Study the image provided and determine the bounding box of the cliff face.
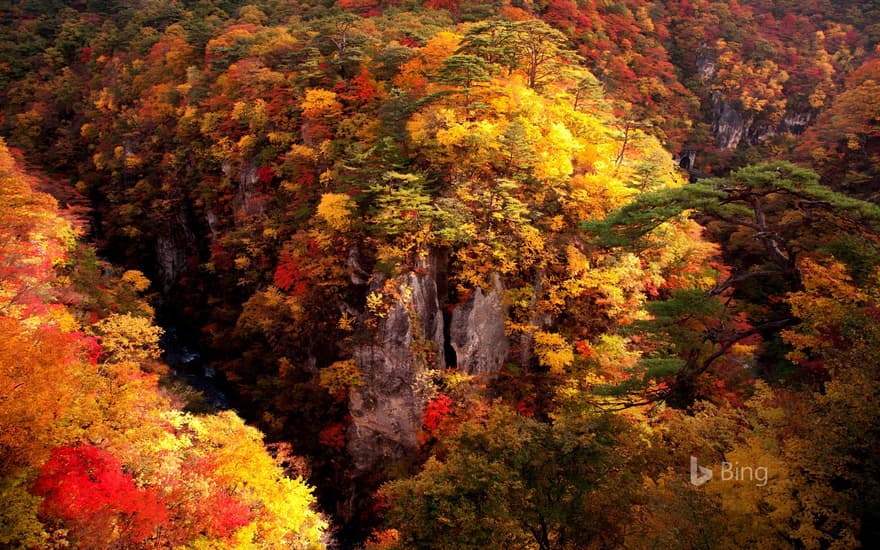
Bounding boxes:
[779,111,812,135]
[711,98,813,150]
[450,273,508,377]
[230,160,267,221]
[347,253,445,473]
[696,44,717,82]
[712,95,749,150]
[157,158,267,292]
[155,210,195,292]
[347,254,511,472]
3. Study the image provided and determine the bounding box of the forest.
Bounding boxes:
[0,0,879,548]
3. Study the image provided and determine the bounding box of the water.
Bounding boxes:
[160,325,230,411]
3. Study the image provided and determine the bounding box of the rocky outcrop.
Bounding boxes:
[745,111,811,144]
[155,211,195,291]
[712,96,749,150]
[347,254,516,472]
[347,244,370,285]
[696,43,716,82]
[348,252,445,473]
[711,99,815,149]
[228,161,266,221]
[700,37,814,149]
[450,274,508,376]
[779,111,812,135]
[677,149,697,171]
[205,207,221,240]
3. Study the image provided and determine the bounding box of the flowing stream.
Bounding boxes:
[159,325,230,411]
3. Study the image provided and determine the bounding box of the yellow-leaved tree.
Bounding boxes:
[317,192,356,232]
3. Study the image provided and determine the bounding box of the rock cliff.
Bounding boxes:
[449,273,508,376]
[347,254,512,472]
[347,252,445,473]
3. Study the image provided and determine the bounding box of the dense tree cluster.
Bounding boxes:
[1,1,879,548]
[0,140,325,548]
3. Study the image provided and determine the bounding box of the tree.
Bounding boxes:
[0,139,75,319]
[797,56,880,197]
[585,162,880,406]
[382,405,646,549]
[89,312,163,364]
[435,54,492,118]
[458,19,579,89]
[666,260,880,548]
[776,258,880,547]
[158,411,327,548]
[317,192,357,232]
[314,13,367,79]
[0,142,327,549]
[509,19,579,89]
[31,445,169,548]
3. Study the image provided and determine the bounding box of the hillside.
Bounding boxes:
[0,139,326,547]
[1,1,879,548]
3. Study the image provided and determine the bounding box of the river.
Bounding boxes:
[159,324,231,411]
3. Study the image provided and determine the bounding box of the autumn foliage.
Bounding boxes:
[0,1,879,548]
[0,141,325,548]
[421,394,454,433]
[32,445,169,547]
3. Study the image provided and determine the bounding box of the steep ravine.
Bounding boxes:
[154,236,514,544]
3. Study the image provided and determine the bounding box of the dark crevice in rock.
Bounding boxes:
[442,307,457,369]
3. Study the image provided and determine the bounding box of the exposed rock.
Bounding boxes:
[402,258,445,367]
[780,111,812,135]
[155,234,184,290]
[676,149,697,171]
[713,105,814,148]
[696,43,717,81]
[712,95,749,150]
[155,211,194,291]
[347,244,370,285]
[708,81,816,149]
[205,207,221,239]
[232,161,266,221]
[748,122,778,143]
[348,251,445,473]
[450,273,508,376]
